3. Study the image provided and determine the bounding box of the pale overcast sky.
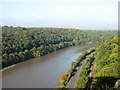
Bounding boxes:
[0,0,119,30]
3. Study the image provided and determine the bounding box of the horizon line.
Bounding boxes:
[1,25,118,31]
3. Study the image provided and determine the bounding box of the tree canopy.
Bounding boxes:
[2,26,116,69]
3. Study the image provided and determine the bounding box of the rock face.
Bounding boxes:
[114,80,120,89]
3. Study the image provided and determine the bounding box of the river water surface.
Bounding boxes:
[2,44,96,88]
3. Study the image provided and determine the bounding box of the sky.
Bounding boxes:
[0,0,119,30]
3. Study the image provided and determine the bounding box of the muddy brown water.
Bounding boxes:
[2,44,96,88]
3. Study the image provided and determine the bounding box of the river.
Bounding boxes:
[2,44,96,88]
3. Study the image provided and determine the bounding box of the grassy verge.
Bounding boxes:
[0,64,16,72]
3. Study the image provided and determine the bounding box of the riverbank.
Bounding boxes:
[67,52,95,88]
[59,47,96,88]
[1,43,97,72]
[74,52,95,88]
[3,44,97,88]
[0,64,16,72]
[3,26,115,70]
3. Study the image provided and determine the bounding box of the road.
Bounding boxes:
[66,62,83,88]
[89,59,96,88]
[66,52,94,88]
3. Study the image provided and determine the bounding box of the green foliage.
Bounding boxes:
[94,36,119,88]
[2,26,115,69]
[75,36,119,89]
[59,48,95,88]
[75,55,95,88]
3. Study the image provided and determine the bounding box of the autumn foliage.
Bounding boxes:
[59,74,68,80]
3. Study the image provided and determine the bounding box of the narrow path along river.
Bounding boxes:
[2,44,96,88]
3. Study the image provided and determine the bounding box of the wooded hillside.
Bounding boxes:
[2,26,115,69]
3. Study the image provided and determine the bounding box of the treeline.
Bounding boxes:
[75,36,119,89]
[2,26,115,69]
[59,48,95,88]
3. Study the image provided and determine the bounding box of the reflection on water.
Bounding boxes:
[2,44,97,88]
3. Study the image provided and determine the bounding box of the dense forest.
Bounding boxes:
[1,26,116,69]
[93,36,119,89]
[75,36,119,89]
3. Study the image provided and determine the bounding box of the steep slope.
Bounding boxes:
[75,36,119,89]
[93,36,119,89]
